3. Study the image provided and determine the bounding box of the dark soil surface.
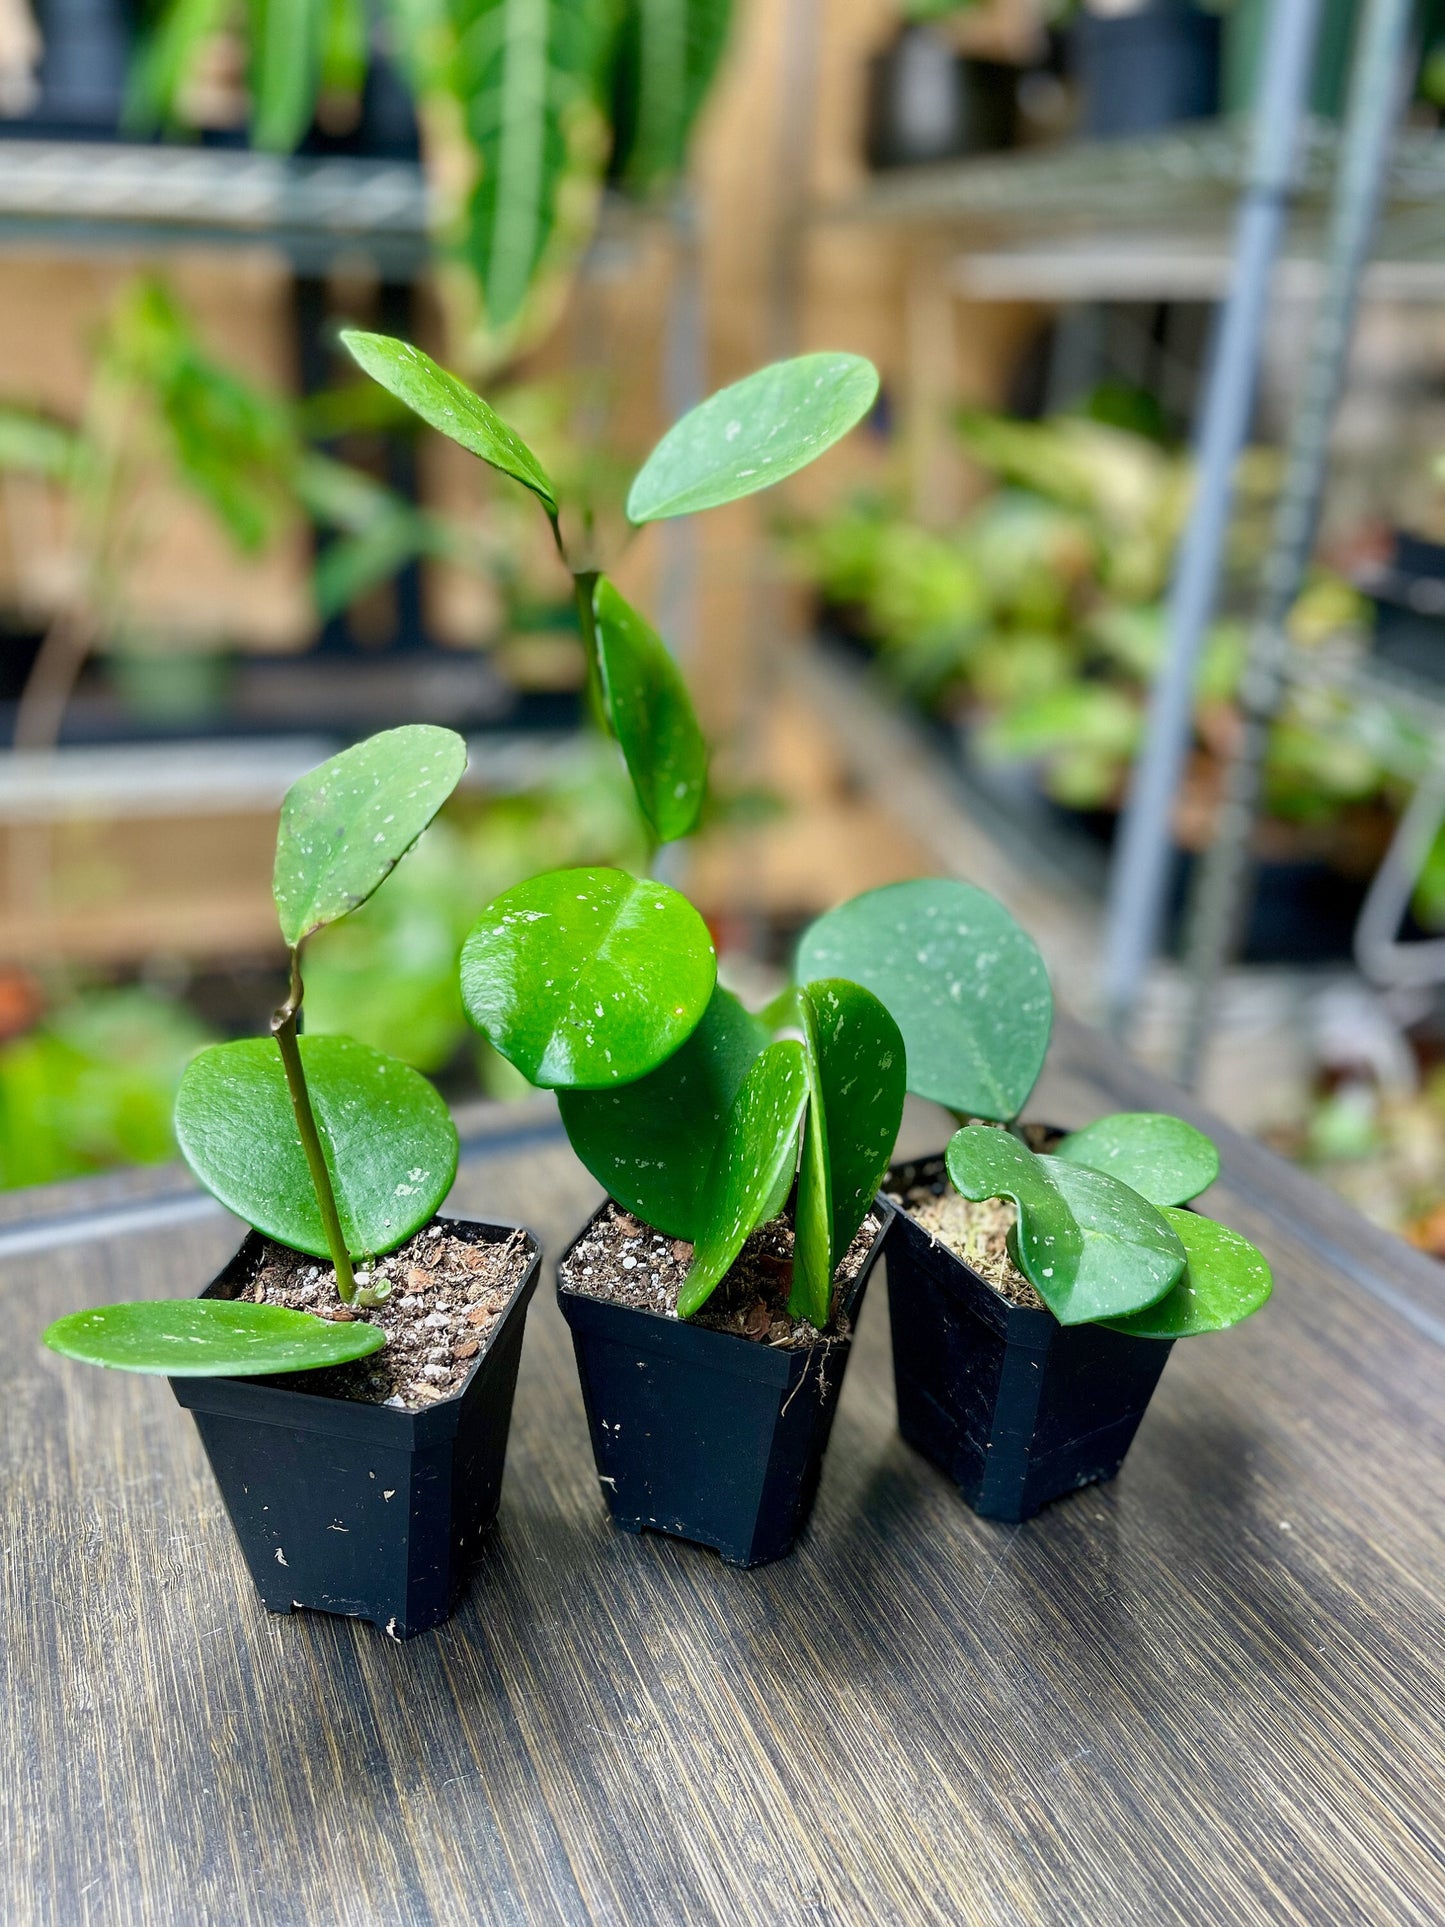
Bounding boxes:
[559,1203,881,1349]
[233,1221,533,1410]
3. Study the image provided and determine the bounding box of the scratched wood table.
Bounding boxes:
[5,1020,1443,1926]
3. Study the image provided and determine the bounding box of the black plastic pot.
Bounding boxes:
[884,1157,1172,1521]
[865,24,1018,170]
[557,1205,886,1566]
[170,1215,541,1639]
[1362,528,1445,684]
[1073,4,1220,142]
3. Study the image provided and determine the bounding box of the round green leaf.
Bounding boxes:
[678,1041,809,1318]
[174,1036,458,1260]
[626,353,880,523]
[797,879,1052,1121]
[43,1300,385,1376]
[273,724,467,947]
[460,867,716,1090]
[1102,1209,1273,1339]
[945,1127,1184,1325]
[340,330,558,514]
[1055,1111,1220,1208]
[592,575,707,844]
[557,985,766,1239]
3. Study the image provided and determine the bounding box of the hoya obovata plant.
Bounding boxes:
[345,331,901,1326]
[796,878,1273,1337]
[44,725,470,1377]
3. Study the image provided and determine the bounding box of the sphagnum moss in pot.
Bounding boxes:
[796,879,1274,1522]
[343,329,901,1565]
[43,726,543,1639]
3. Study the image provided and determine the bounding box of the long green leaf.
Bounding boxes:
[44,1300,385,1376]
[610,0,733,192]
[124,0,233,132]
[591,575,707,844]
[248,0,326,151]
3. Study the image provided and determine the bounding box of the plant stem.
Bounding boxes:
[572,567,608,732]
[271,952,356,1303]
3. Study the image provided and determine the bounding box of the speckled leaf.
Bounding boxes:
[340,331,558,513]
[677,1041,808,1318]
[946,1126,1081,1308]
[626,353,879,523]
[797,879,1051,1121]
[557,985,766,1239]
[174,1036,458,1260]
[1102,1208,1273,1339]
[1055,1111,1220,1207]
[791,979,906,1327]
[460,867,715,1090]
[592,575,707,844]
[273,725,467,947]
[43,1299,385,1376]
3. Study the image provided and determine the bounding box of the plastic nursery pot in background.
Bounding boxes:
[171,1217,541,1639]
[883,1157,1172,1522]
[557,1203,889,1567]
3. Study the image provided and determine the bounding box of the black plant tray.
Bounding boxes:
[884,1155,1172,1522]
[557,1204,887,1567]
[170,1215,541,1639]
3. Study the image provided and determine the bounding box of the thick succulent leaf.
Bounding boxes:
[610,0,733,192]
[273,725,466,947]
[791,979,906,1326]
[461,867,715,1089]
[1054,1111,1220,1208]
[626,353,880,523]
[43,1299,384,1376]
[1102,1209,1273,1339]
[557,984,765,1238]
[797,879,1051,1121]
[340,331,559,512]
[677,1041,808,1318]
[174,1037,458,1260]
[945,1127,1184,1325]
[591,576,707,843]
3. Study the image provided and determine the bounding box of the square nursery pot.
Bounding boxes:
[557,1205,887,1567]
[170,1216,541,1639]
[885,1156,1173,1522]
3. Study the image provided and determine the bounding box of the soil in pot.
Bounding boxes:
[557,1202,885,1567]
[885,1156,1172,1523]
[171,1216,541,1638]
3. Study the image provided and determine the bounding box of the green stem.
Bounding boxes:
[572,567,608,734]
[271,952,356,1304]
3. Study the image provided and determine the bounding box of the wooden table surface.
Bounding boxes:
[5,1020,1443,1926]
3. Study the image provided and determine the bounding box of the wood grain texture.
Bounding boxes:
[5,1029,1444,1926]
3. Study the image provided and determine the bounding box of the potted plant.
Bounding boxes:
[797,877,1273,1520]
[43,724,547,1639]
[342,329,900,1563]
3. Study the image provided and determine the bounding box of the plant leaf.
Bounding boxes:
[1055,1111,1220,1208]
[248,0,326,150]
[557,984,765,1238]
[273,724,467,948]
[945,1127,1184,1325]
[626,352,879,523]
[460,866,715,1089]
[339,331,559,513]
[678,1041,808,1317]
[1101,1209,1273,1339]
[791,979,906,1326]
[174,1036,458,1259]
[43,1299,385,1376]
[592,575,707,843]
[797,879,1051,1121]
[609,0,733,192]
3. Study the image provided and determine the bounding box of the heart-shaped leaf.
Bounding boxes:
[273,724,467,947]
[43,1299,385,1376]
[945,1127,1184,1325]
[340,330,558,513]
[792,978,906,1327]
[557,985,766,1239]
[678,1041,808,1318]
[1055,1111,1220,1207]
[797,879,1052,1121]
[626,353,880,523]
[461,867,715,1089]
[175,1036,458,1260]
[1102,1208,1273,1338]
[592,575,707,844]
